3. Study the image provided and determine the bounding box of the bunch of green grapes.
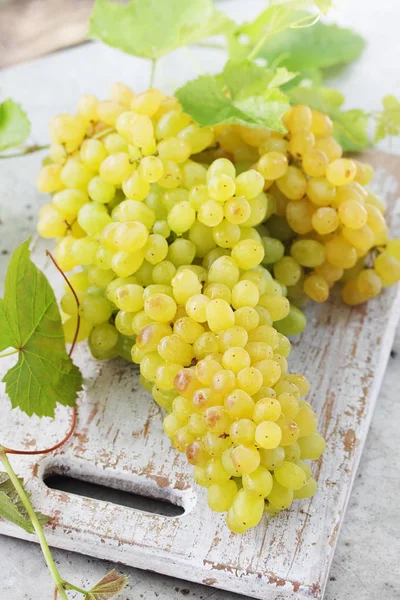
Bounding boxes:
[36,83,400,534]
[248,105,400,306]
[128,260,325,533]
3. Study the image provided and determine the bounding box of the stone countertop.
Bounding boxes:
[0,0,399,598]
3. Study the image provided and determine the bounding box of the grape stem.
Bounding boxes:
[46,249,81,356]
[194,41,225,50]
[246,12,320,61]
[0,448,69,600]
[0,144,49,159]
[0,349,19,359]
[150,58,157,88]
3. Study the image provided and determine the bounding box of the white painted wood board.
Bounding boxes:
[0,151,399,600]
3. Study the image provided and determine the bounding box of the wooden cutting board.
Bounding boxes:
[0,151,399,600]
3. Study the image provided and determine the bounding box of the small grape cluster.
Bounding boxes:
[130,266,325,533]
[36,82,399,533]
[246,104,400,306]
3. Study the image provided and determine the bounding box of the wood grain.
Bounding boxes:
[0,151,399,599]
[0,0,91,68]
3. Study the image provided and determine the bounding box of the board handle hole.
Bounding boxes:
[44,474,185,517]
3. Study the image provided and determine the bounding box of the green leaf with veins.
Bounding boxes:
[228,9,364,87]
[0,99,31,152]
[374,95,400,142]
[84,569,129,600]
[88,0,235,60]
[286,85,370,151]
[0,473,50,533]
[176,60,291,131]
[0,240,82,417]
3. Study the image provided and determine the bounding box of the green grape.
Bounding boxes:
[226,507,249,534]
[293,477,318,499]
[114,283,144,312]
[234,306,259,332]
[203,407,232,435]
[198,200,224,227]
[53,189,88,220]
[156,363,182,390]
[132,311,153,335]
[174,426,196,452]
[267,478,294,510]
[207,256,240,289]
[259,447,285,470]
[229,419,256,445]
[111,250,145,277]
[212,220,241,249]
[89,323,119,353]
[174,317,204,344]
[231,240,265,270]
[253,398,282,424]
[207,481,238,512]
[298,433,326,459]
[144,293,177,322]
[172,269,202,305]
[231,280,259,309]
[224,197,251,225]
[158,334,193,365]
[274,460,307,490]
[262,237,285,265]
[273,257,302,287]
[231,444,260,475]
[232,488,264,528]
[187,413,207,437]
[152,260,176,285]
[235,169,264,199]
[115,310,135,336]
[193,332,219,359]
[167,238,196,267]
[255,421,282,449]
[79,295,112,325]
[61,159,94,190]
[274,306,307,336]
[78,202,112,235]
[242,466,273,498]
[136,322,172,352]
[188,220,217,258]
[118,200,156,229]
[211,369,236,395]
[248,324,279,347]
[168,201,196,234]
[225,389,254,419]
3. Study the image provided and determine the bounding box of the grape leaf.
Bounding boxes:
[0,473,50,534]
[286,85,370,151]
[176,60,290,131]
[84,569,128,600]
[0,240,82,417]
[374,95,400,142]
[228,9,364,84]
[88,0,235,60]
[0,99,31,152]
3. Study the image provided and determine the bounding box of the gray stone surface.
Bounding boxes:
[0,1,399,598]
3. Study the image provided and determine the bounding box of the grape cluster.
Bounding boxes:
[132,267,325,533]
[252,104,400,306]
[36,83,399,533]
